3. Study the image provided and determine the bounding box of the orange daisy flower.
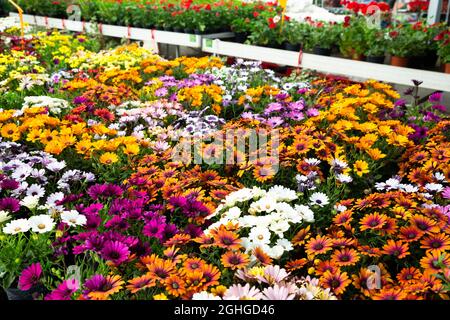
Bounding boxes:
[315,260,338,276]
[331,248,360,266]
[420,252,450,275]
[183,258,206,273]
[305,235,333,256]
[372,288,407,300]
[146,259,176,281]
[213,228,242,250]
[252,247,273,266]
[360,212,388,232]
[285,258,308,272]
[126,275,155,294]
[291,226,311,246]
[397,267,422,283]
[410,215,440,234]
[201,264,221,288]
[381,240,410,259]
[399,225,424,242]
[221,251,250,270]
[420,234,450,254]
[164,275,186,297]
[320,270,351,295]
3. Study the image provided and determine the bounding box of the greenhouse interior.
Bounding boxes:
[0,0,449,306]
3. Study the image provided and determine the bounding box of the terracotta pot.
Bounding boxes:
[391,56,409,67]
[445,63,450,74]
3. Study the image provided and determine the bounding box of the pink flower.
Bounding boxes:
[18,263,42,291]
[45,279,79,300]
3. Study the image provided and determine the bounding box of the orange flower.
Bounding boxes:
[305,235,333,256]
[221,251,250,270]
[420,234,450,254]
[420,252,450,276]
[164,275,186,297]
[320,270,351,295]
[213,228,241,250]
[372,288,407,300]
[381,240,410,259]
[359,212,388,232]
[126,275,155,294]
[331,248,360,266]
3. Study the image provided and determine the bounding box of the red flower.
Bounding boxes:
[343,16,351,27]
[253,11,260,18]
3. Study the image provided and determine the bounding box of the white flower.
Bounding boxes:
[192,292,222,300]
[61,210,87,227]
[336,174,353,184]
[385,178,401,190]
[269,220,290,237]
[434,172,445,182]
[305,158,321,166]
[46,160,66,172]
[239,215,259,228]
[3,219,30,234]
[295,204,315,223]
[274,202,302,223]
[28,215,55,233]
[45,192,65,208]
[26,184,46,198]
[334,204,347,213]
[309,192,330,207]
[267,245,284,259]
[250,196,277,213]
[224,207,241,220]
[276,238,293,252]
[425,183,443,193]
[249,226,272,246]
[375,182,386,190]
[399,184,419,193]
[266,186,297,202]
[11,165,32,181]
[0,210,11,223]
[20,195,40,210]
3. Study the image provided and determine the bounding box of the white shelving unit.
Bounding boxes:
[202,39,450,92]
[10,13,233,49]
[10,13,450,92]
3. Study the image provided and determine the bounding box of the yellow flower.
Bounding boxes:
[153,293,168,300]
[366,148,386,160]
[99,152,119,165]
[123,143,140,156]
[353,160,370,177]
[1,123,20,141]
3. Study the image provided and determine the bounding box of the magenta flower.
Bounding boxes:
[143,218,165,240]
[18,263,42,291]
[0,197,20,213]
[45,279,79,300]
[442,187,450,200]
[101,241,130,266]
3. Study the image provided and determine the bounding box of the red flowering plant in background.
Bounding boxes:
[341,0,391,15]
[408,0,430,12]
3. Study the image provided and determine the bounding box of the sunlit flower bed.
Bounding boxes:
[0,26,449,301]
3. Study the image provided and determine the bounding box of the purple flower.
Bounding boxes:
[432,104,446,112]
[266,117,284,127]
[104,215,130,231]
[394,99,407,107]
[87,184,106,200]
[73,96,88,105]
[408,124,428,142]
[83,203,104,216]
[0,197,20,213]
[18,263,42,291]
[443,187,450,200]
[184,224,202,238]
[429,92,442,103]
[101,241,130,266]
[163,224,179,242]
[143,218,165,240]
[45,279,79,300]
[306,108,319,117]
[154,87,168,97]
[0,179,19,190]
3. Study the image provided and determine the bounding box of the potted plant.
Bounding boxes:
[339,16,367,60]
[435,29,450,73]
[309,21,341,56]
[231,17,253,43]
[387,25,422,67]
[364,26,387,64]
[247,16,284,49]
[282,22,310,52]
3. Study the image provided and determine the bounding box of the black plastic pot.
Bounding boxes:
[234,32,248,43]
[173,27,182,33]
[184,28,194,34]
[423,50,438,68]
[313,46,332,56]
[283,42,302,52]
[163,26,172,32]
[194,29,203,35]
[366,55,385,64]
[4,288,34,300]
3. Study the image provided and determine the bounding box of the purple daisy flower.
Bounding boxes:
[0,197,20,213]
[87,184,106,200]
[45,279,79,300]
[143,218,165,240]
[101,241,130,266]
[0,178,20,190]
[18,263,42,291]
[429,92,442,103]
